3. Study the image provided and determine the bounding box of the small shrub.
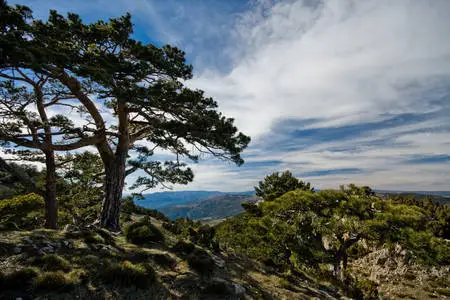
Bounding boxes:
[164,218,201,236]
[70,269,89,285]
[0,193,44,230]
[189,225,217,249]
[32,271,75,291]
[95,228,116,245]
[125,218,164,245]
[278,278,295,290]
[356,278,378,299]
[204,279,232,295]
[72,254,98,265]
[31,254,71,272]
[2,267,39,289]
[344,276,379,300]
[241,202,262,217]
[126,249,152,263]
[58,211,73,227]
[120,212,132,224]
[84,232,105,244]
[151,253,177,269]
[172,240,196,255]
[187,248,215,276]
[101,260,156,288]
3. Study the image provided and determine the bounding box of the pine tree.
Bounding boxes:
[0,2,250,231]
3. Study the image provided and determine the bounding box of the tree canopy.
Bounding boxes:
[254,170,313,201]
[0,2,250,230]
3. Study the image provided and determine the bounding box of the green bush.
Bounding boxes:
[255,170,313,201]
[171,240,196,255]
[0,193,44,229]
[125,217,164,245]
[278,278,295,290]
[187,248,215,276]
[102,261,156,288]
[189,225,217,249]
[1,267,40,290]
[84,232,105,244]
[31,254,71,272]
[163,218,201,236]
[151,253,177,269]
[204,279,232,295]
[241,202,262,216]
[32,271,75,291]
[217,183,450,286]
[343,276,379,299]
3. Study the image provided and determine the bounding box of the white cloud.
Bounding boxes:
[6,0,450,191]
[182,0,450,191]
[191,0,450,139]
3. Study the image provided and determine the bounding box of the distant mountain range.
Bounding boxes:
[375,190,450,197]
[375,190,450,205]
[134,190,256,220]
[135,190,254,207]
[158,194,258,220]
[133,189,449,221]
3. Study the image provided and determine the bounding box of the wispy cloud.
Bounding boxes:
[7,0,450,191]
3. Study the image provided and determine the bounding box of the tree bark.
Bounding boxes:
[35,85,58,229]
[44,150,58,229]
[100,154,127,232]
[99,99,129,232]
[334,249,344,281]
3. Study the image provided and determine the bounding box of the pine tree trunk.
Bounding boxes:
[100,99,129,232]
[44,150,58,229]
[100,152,127,232]
[334,246,346,281]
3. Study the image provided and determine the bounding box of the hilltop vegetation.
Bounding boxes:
[214,173,450,299]
[0,169,449,299]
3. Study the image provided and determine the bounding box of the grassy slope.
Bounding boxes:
[0,216,340,300]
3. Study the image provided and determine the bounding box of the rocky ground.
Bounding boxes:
[2,216,447,299]
[0,216,341,300]
[350,244,450,299]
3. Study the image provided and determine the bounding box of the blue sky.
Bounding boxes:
[8,0,450,192]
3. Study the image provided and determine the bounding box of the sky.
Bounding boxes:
[6,0,450,192]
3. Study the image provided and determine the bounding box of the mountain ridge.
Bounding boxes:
[135,190,255,210]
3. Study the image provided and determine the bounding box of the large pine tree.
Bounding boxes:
[0,2,250,231]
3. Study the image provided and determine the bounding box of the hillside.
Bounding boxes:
[136,191,255,209]
[1,184,449,299]
[0,217,342,300]
[158,194,258,220]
